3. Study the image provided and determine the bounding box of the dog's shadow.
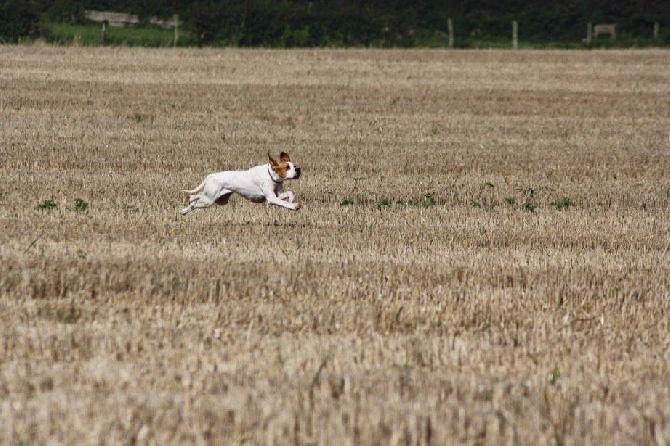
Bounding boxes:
[174,214,299,228]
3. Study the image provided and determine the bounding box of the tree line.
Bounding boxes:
[2,0,668,46]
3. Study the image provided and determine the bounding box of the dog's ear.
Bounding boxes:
[279,152,290,163]
[268,152,279,167]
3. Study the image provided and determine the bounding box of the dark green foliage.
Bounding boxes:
[521,201,537,213]
[3,1,669,46]
[376,197,391,209]
[397,193,437,208]
[38,200,57,211]
[422,192,437,207]
[551,197,575,210]
[0,0,44,42]
[74,198,89,212]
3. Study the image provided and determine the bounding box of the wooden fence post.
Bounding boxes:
[447,18,454,48]
[174,14,179,46]
[586,22,593,43]
[101,22,106,46]
[512,21,518,49]
[653,22,660,40]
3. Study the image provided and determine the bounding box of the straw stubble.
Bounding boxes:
[1,46,669,444]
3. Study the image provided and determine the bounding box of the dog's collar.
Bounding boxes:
[268,165,283,184]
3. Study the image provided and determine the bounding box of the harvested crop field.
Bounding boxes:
[1,45,669,444]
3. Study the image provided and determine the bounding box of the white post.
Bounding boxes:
[653,22,659,40]
[101,22,106,46]
[512,21,518,49]
[586,22,592,43]
[447,18,454,48]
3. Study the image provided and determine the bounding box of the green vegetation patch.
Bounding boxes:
[48,22,191,47]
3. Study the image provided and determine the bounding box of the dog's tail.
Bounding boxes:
[182,179,207,203]
[182,179,206,196]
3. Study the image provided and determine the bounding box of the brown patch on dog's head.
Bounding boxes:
[269,152,289,178]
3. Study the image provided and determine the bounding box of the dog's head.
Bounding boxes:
[269,152,301,180]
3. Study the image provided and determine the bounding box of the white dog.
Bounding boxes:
[180,152,301,215]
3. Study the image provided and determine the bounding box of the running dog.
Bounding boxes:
[180,152,301,215]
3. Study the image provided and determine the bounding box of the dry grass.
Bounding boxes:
[1,45,670,444]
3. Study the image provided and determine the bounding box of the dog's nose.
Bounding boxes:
[295,167,301,178]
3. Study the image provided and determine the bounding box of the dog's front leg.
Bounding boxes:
[277,191,295,203]
[266,194,300,210]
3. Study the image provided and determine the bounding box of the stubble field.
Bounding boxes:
[1,45,669,444]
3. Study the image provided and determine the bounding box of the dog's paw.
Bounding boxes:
[294,203,301,210]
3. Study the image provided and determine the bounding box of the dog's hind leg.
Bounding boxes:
[180,202,195,215]
[186,193,201,204]
[180,194,215,215]
[182,178,207,202]
[183,179,207,195]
